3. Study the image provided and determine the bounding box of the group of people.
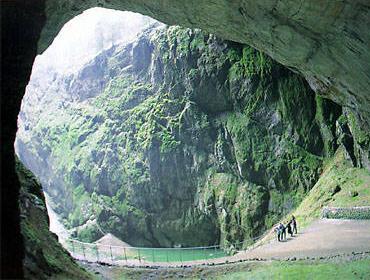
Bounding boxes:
[275,216,297,242]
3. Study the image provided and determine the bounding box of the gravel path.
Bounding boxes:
[238,219,370,260]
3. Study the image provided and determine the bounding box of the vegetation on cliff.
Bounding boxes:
[16,24,365,249]
[16,158,92,279]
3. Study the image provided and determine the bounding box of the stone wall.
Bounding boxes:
[322,206,370,220]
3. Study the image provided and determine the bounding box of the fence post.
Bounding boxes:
[110,246,113,263]
[138,248,141,262]
[166,249,169,263]
[152,249,155,262]
[180,249,183,264]
[95,245,99,262]
[82,243,86,260]
[124,247,127,264]
[203,247,207,260]
[71,240,75,256]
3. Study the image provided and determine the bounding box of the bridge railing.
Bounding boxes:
[59,237,256,265]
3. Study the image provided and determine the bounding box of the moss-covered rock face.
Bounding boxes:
[4,1,369,277]
[38,1,370,144]
[16,158,92,279]
[17,25,347,247]
[289,146,370,228]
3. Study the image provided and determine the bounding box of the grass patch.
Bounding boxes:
[93,258,370,280]
[130,248,227,262]
[215,259,370,280]
[292,147,370,229]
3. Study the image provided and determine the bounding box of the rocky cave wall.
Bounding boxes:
[1,1,46,278]
[16,158,92,279]
[2,0,370,278]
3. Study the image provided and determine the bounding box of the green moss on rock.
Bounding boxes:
[17,25,345,247]
[16,158,92,279]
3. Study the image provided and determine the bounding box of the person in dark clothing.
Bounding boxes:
[275,225,281,241]
[279,223,286,241]
[291,215,297,234]
[287,221,293,237]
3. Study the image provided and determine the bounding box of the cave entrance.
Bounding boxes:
[15,7,160,250]
[15,7,223,261]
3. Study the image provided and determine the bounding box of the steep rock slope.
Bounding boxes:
[16,25,347,247]
[16,158,92,279]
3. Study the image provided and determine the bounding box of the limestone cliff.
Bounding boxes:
[17,25,348,247]
[39,1,370,160]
